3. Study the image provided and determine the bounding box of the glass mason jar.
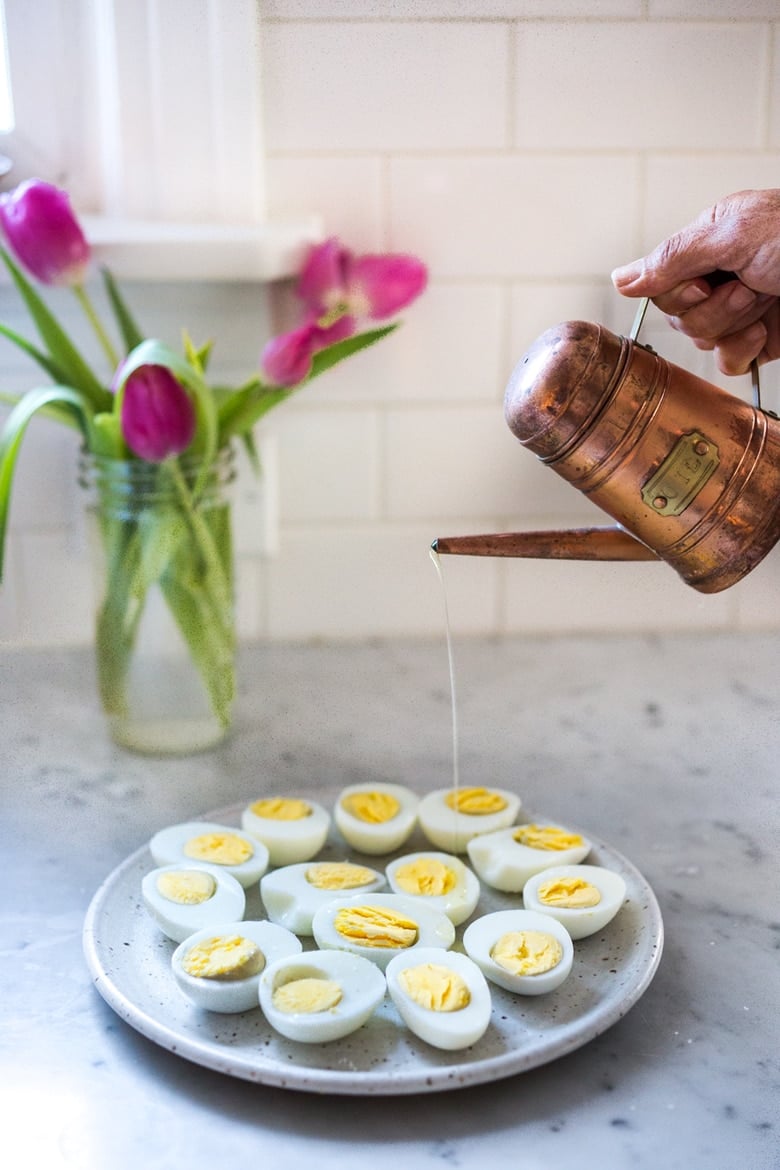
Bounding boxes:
[79,446,236,755]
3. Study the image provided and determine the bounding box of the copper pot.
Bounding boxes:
[435,314,780,593]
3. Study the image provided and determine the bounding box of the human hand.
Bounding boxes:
[611,189,780,375]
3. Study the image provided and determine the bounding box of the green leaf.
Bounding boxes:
[183,331,214,376]
[0,248,110,410]
[0,320,72,384]
[0,387,84,431]
[307,324,397,379]
[91,412,127,458]
[240,429,262,475]
[100,266,145,352]
[217,380,289,447]
[0,385,94,581]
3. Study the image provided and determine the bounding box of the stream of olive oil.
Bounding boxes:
[429,548,460,793]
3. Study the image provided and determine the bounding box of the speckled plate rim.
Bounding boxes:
[83,802,664,1096]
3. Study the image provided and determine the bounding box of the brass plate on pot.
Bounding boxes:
[642,430,719,517]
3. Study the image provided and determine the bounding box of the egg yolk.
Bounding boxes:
[512,824,584,851]
[182,935,265,981]
[155,869,216,905]
[341,790,401,823]
[397,963,471,1012]
[305,862,377,890]
[249,797,312,820]
[537,876,601,908]
[334,904,419,949]
[183,832,254,866]
[272,976,343,1014]
[490,930,563,976]
[393,858,457,897]
[444,787,507,815]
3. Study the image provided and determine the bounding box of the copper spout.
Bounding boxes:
[432,527,660,561]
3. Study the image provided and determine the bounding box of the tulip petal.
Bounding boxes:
[120,364,195,462]
[261,321,320,387]
[297,237,351,313]
[348,254,427,320]
[0,179,90,287]
[313,315,357,348]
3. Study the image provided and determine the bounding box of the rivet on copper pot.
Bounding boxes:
[653,495,668,509]
[694,440,709,456]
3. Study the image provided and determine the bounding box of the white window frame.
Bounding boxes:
[0,0,319,280]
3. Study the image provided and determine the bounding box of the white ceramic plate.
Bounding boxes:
[83,801,663,1096]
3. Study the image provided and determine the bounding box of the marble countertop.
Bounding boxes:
[2,633,777,1170]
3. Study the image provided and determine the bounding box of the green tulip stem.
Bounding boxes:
[74,284,119,370]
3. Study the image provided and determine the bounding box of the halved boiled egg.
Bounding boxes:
[417,786,521,853]
[466,822,591,893]
[312,892,455,971]
[333,782,419,854]
[142,863,246,943]
[258,949,386,1043]
[385,946,492,1051]
[463,908,574,996]
[171,919,301,1013]
[260,859,386,935]
[240,796,330,866]
[149,821,270,888]
[385,851,480,926]
[522,864,627,940]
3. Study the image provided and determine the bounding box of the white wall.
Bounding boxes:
[2,0,780,647]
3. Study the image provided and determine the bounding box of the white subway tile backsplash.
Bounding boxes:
[6,8,780,646]
[643,156,780,251]
[262,2,645,17]
[265,523,500,639]
[390,156,640,279]
[261,22,510,153]
[266,157,386,253]
[648,1,779,17]
[509,281,620,364]
[500,556,733,635]
[515,23,768,151]
[732,549,780,630]
[273,408,381,522]
[383,405,601,522]
[15,529,94,646]
[6,420,80,531]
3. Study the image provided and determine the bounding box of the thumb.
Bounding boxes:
[612,223,729,297]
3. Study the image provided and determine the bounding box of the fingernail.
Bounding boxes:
[677,283,709,308]
[611,261,643,287]
[728,283,756,311]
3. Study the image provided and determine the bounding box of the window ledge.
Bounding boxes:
[81,214,322,282]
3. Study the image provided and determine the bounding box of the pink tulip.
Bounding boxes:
[262,237,427,386]
[261,315,355,387]
[298,237,427,321]
[120,364,196,462]
[0,179,90,286]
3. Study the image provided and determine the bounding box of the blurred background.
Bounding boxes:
[1,0,779,648]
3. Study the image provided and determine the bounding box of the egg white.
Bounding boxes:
[417,787,521,853]
[466,823,592,893]
[333,782,419,855]
[240,797,331,866]
[522,863,627,940]
[463,908,574,995]
[385,946,492,1051]
[385,851,481,926]
[142,863,246,943]
[149,821,270,888]
[171,919,302,1013]
[258,949,387,1043]
[260,860,387,936]
[312,892,455,971]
